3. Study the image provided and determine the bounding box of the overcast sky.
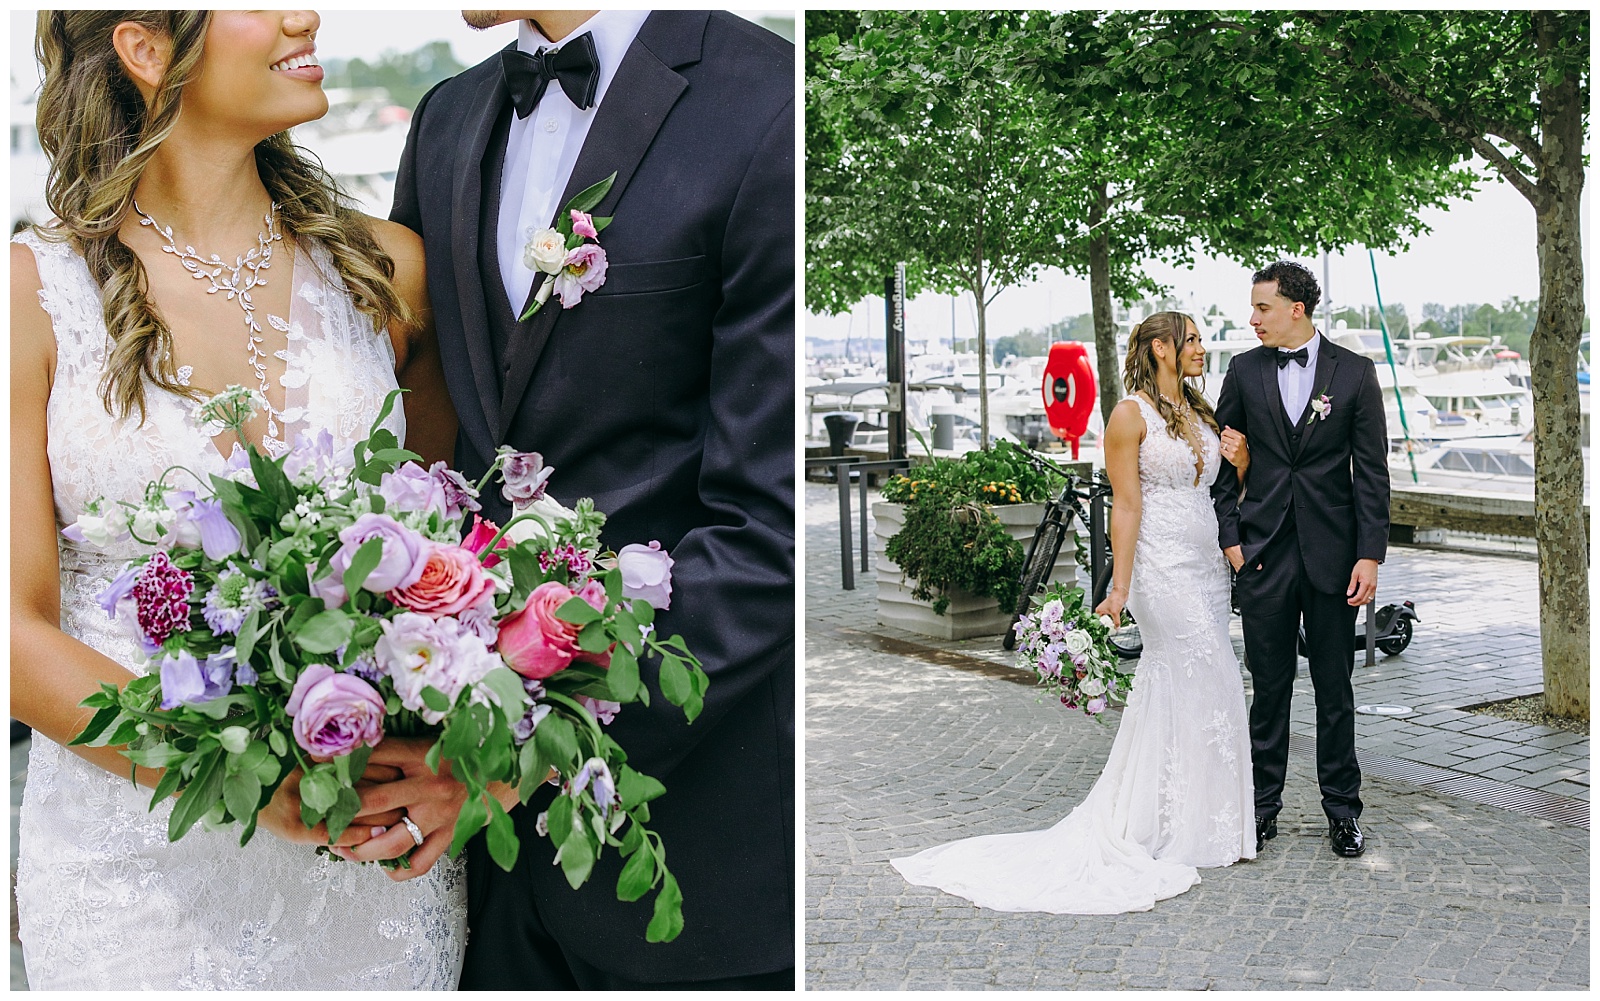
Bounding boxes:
[807,165,1592,348]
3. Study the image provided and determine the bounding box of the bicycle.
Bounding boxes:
[1002,453,1143,659]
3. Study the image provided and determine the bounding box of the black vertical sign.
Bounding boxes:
[885,263,907,460]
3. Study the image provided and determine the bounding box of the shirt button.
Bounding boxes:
[543,118,559,133]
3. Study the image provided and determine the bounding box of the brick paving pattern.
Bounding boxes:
[804,482,1589,990]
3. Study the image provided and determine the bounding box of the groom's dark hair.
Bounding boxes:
[1253,260,1320,316]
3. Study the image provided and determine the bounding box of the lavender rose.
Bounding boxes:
[314,512,429,607]
[618,540,674,610]
[286,664,385,758]
[379,461,448,516]
[376,612,501,724]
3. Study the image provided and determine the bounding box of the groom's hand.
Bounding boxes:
[1224,545,1245,572]
[1347,558,1379,606]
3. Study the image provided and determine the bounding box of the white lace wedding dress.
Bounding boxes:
[892,394,1254,913]
[12,229,468,989]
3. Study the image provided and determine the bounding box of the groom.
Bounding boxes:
[385,10,794,989]
[1211,261,1389,859]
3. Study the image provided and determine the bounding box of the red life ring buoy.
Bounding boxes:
[1042,341,1097,458]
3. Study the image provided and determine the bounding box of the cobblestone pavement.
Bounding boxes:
[804,482,1589,990]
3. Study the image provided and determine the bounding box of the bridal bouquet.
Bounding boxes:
[68,387,707,942]
[1012,581,1130,719]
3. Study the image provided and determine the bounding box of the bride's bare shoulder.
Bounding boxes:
[11,240,56,374]
[1107,396,1148,439]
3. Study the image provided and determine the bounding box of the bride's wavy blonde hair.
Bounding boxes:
[33,10,413,423]
[1122,311,1219,440]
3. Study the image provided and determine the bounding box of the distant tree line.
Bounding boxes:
[321,41,466,112]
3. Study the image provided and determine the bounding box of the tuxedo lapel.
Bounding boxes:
[1257,350,1293,459]
[450,47,517,456]
[497,14,703,442]
[1295,338,1340,458]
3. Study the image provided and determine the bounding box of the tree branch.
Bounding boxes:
[1364,63,1545,209]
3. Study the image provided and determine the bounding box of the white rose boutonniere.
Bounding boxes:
[519,171,618,321]
[523,227,568,276]
[1308,392,1333,424]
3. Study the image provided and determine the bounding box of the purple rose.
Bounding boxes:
[618,541,673,610]
[554,244,608,308]
[286,664,385,759]
[379,461,448,516]
[500,450,554,506]
[316,513,429,607]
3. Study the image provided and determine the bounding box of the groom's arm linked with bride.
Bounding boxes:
[1210,260,1389,859]
[342,9,795,990]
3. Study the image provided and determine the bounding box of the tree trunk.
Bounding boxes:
[1530,16,1588,720]
[975,287,991,450]
[1087,182,1118,430]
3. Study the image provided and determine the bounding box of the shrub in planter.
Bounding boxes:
[879,440,1063,615]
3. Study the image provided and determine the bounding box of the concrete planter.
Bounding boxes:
[872,501,1078,640]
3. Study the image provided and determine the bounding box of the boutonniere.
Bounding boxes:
[520,171,617,320]
[1308,392,1333,424]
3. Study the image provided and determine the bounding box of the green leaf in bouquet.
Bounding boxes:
[222,770,262,828]
[617,765,666,810]
[230,737,269,773]
[619,816,644,854]
[535,713,580,770]
[425,737,443,775]
[341,537,386,599]
[421,685,451,714]
[645,872,684,944]
[190,693,250,722]
[103,716,146,747]
[69,704,123,746]
[237,811,259,849]
[296,609,354,655]
[659,655,691,706]
[451,791,488,859]
[168,748,226,841]
[325,785,362,844]
[577,621,610,654]
[506,545,542,604]
[124,744,190,769]
[607,647,640,702]
[480,714,513,781]
[602,567,622,602]
[485,797,519,871]
[546,793,574,847]
[368,446,421,466]
[518,740,551,803]
[234,608,261,666]
[268,728,288,757]
[270,635,292,686]
[630,599,656,626]
[558,823,596,889]
[300,766,339,814]
[149,765,183,807]
[616,841,656,902]
[555,596,603,626]
[249,445,297,516]
[480,667,529,724]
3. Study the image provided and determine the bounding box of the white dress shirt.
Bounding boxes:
[1277,329,1322,423]
[497,10,649,312]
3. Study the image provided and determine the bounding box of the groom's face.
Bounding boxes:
[1250,281,1305,349]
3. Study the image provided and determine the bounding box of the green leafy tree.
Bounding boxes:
[808,11,1099,447]
[1133,10,1589,718]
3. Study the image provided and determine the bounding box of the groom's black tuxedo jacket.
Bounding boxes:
[391,12,794,983]
[1210,337,1389,596]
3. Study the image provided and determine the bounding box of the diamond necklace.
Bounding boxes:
[135,200,285,442]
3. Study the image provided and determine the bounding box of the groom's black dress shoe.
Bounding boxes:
[1329,818,1364,857]
[1255,816,1277,852]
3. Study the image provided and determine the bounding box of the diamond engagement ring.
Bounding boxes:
[401,815,424,848]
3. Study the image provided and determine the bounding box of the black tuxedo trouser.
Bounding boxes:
[1237,526,1363,823]
[457,825,794,990]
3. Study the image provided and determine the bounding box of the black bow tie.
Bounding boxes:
[1276,347,1309,369]
[500,33,600,117]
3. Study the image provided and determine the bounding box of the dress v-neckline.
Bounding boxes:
[1137,392,1207,487]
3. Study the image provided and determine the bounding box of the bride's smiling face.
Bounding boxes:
[1178,322,1205,378]
[185,11,327,139]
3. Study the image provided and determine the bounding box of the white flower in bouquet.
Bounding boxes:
[505,493,579,546]
[1080,676,1107,698]
[1063,629,1092,657]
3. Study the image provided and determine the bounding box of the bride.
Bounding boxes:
[892,311,1255,914]
[12,11,466,988]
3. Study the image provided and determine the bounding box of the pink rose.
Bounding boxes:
[570,209,598,240]
[286,664,385,759]
[498,581,582,679]
[462,515,510,568]
[388,543,496,618]
[618,540,674,610]
[554,244,608,308]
